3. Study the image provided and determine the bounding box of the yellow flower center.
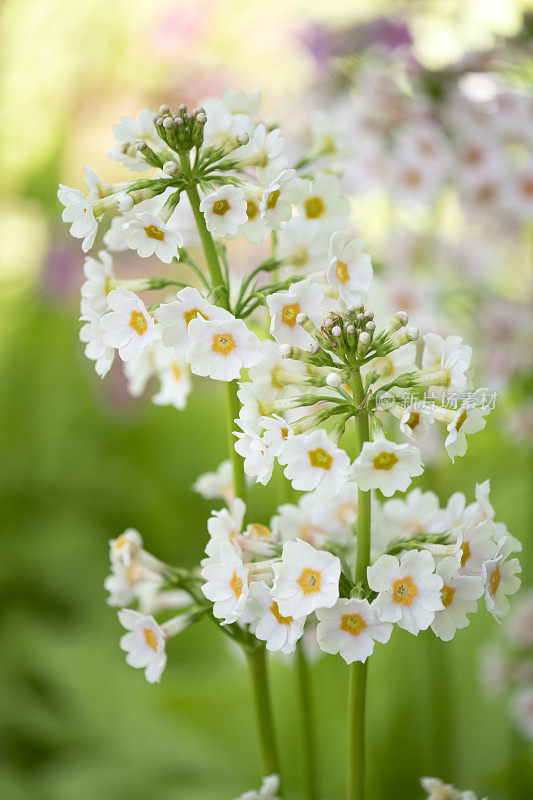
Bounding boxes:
[297,567,322,595]
[246,199,259,220]
[212,333,237,355]
[213,199,230,216]
[270,601,293,625]
[129,310,148,335]
[335,259,350,285]
[460,542,471,568]
[441,584,455,607]
[143,628,159,652]
[248,523,270,539]
[266,189,281,210]
[171,362,181,381]
[308,447,333,470]
[144,224,165,241]
[392,576,418,606]
[281,427,289,440]
[372,451,398,471]
[184,307,208,326]
[340,613,367,636]
[304,196,325,219]
[113,534,127,550]
[455,410,468,431]
[281,302,300,327]
[490,566,501,596]
[230,571,243,598]
[337,502,356,526]
[405,412,420,431]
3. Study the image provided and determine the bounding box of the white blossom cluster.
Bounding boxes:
[421,776,488,800]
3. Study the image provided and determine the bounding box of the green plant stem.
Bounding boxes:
[296,642,319,800]
[246,646,281,778]
[182,153,280,781]
[425,632,452,778]
[347,369,371,800]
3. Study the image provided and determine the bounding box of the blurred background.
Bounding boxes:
[0,1,532,798]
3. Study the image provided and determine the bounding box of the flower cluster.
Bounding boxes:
[421,776,487,800]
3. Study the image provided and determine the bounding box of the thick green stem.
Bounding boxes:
[347,369,371,800]
[296,642,319,800]
[246,646,281,778]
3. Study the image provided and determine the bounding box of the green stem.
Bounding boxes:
[246,646,281,779]
[226,378,247,503]
[347,369,371,800]
[296,642,319,800]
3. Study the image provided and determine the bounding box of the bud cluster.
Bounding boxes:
[154,103,207,155]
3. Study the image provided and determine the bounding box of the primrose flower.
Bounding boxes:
[200,185,248,236]
[398,401,435,441]
[118,609,167,683]
[482,537,522,619]
[236,774,281,800]
[201,545,249,624]
[247,123,287,179]
[231,190,267,243]
[109,528,143,568]
[260,168,303,230]
[456,519,498,577]
[444,404,488,462]
[420,777,464,800]
[431,557,484,641]
[186,315,262,381]
[79,302,115,377]
[101,287,160,362]
[57,183,98,252]
[151,349,192,410]
[276,217,330,273]
[234,426,276,486]
[380,488,440,541]
[351,439,423,497]
[155,286,232,358]
[246,581,306,654]
[193,459,234,505]
[422,333,472,393]
[327,232,373,304]
[272,538,341,617]
[279,429,351,496]
[123,211,183,262]
[304,482,358,544]
[367,550,443,635]
[109,108,164,171]
[267,279,325,347]
[271,499,326,547]
[316,598,393,664]
[81,251,115,312]
[297,173,350,229]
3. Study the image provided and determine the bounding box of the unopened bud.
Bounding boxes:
[296,313,308,326]
[163,117,174,130]
[365,321,376,333]
[308,341,320,354]
[115,192,134,212]
[196,112,207,125]
[359,332,371,347]
[364,311,374,321]
[278,344,293,359]
[395,311,409,326]
[135,139,147,151]
[159,104,170,115]
[331,325,342,338]
[179,104,187,113]
[346,324,355,335]
[323,318,334,330]
[326,372,342,389]
[406,326,419,341]
[163,161,178,176]
[237,131,250,145]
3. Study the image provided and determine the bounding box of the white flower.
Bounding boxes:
[193,459,234,505]
[221,88,262,116]
[248,123,287,180]
[381,488,441,542]
[152,348,192,410]
[260,169,303,230]
[297,174,350,229]
[316,598,393,664]
[327,232,373,304]
[123,341,158,397]
[247,581,306,654]
[276,218,330,274]
[304,482,358,544]
[431,556,484,641]
[367,550,443,635]
[370,343,417,387]
[267,279,324,347]
[123,211,183,262]
[118,609,167,683]
[272,539,340,617]
[204,499,246,561]
[279,429,351,496]
[399,401,435,441]
[420,777,463,800]
[109,108,165,171]
[105,562,161,607]
[237,380,280,433]
[312,110,354,161]
[109,527,143,568]
[81,250,114,312]
[271,500,326,547]
[457,519,498,577]
[201,545,249,624]
[101,287,159,362]
[262,415,294,458]
[186,315,262,381]
[57,183,98,252]
[199,185,248,237]
[234,428,275,486]
[236,774,281,800]
[155,286,231,358]
[201,97,252,150]
[444,405,488,462]
[482,537,522,619]
[351,439,423,497]
[422,334,472,393]
[79,302,115,377]
[248,339,306,391]
[230,190,267,243]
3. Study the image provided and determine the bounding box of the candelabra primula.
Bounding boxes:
[59,91,522,800]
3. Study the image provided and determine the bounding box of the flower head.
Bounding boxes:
[101,287,160,362]
[351,439,423,497]
[272,538,340,617]
[156,287,232,358]
[431,556,484,641]
[186,315,262,381]
[316,597,393,663]
[200,185,248,236]
[118,609,167,683]
[124,211,183,262]
[327,232,373,304]
[267,279,325,347]
[201,545,249,624]
[247,581,306,654]
[279,429,351,496]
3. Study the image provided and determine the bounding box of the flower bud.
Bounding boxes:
[115,192,134,212]
[278,344,293,359]
[326,372,342,389]
[163,161,178,176]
